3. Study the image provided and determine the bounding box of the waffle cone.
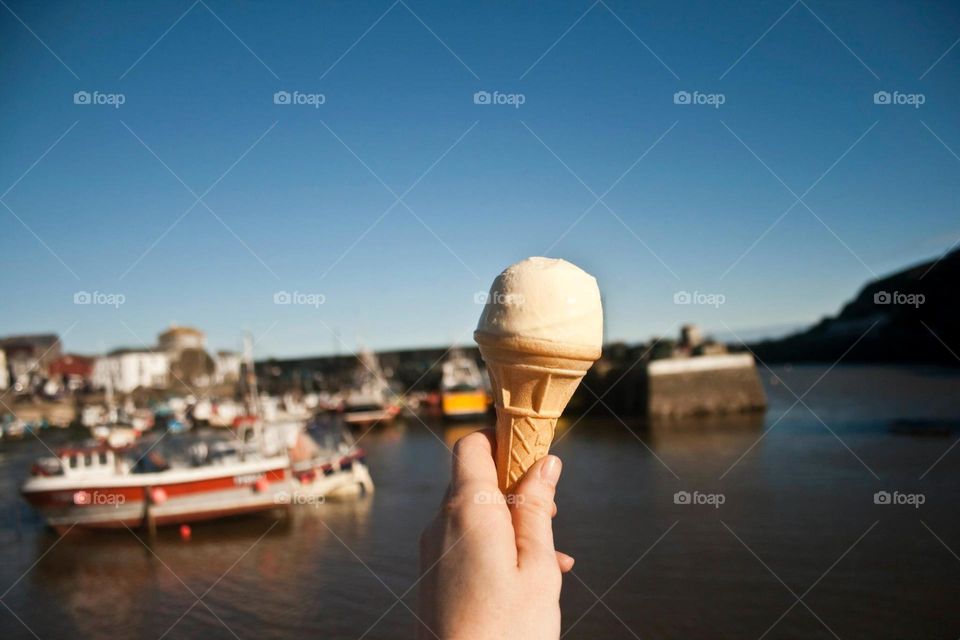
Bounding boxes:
[475,331,600,493]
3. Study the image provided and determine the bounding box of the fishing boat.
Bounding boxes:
[440,351,489,419]
[81,367,148,448]
[22,420,374,532]
[21,336,374,532]
[21,426,290,532]
[289,416,374,500]
[342,349,400,428]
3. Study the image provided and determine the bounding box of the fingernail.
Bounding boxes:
[540,456,562,487]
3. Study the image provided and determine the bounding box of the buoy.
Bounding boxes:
[179,524,191,541]
[255,476,270,492]
[151,487,168,504]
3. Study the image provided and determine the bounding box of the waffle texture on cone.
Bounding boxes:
[474,257,603,492]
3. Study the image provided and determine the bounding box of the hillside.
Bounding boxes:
[750,248,959,365]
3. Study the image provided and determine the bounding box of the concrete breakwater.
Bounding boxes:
[643,354,767,418]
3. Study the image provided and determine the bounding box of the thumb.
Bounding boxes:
[511,455,562,571]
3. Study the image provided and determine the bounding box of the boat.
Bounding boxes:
[440,351,489,419]
[89,423,140,448]
[342,349,400,428]
[82,367,149,448]
[289,415,374,501]
[22,415,374,533]
[21,426,290,532]
[342,400,400,428]
[21,336,374,532]
[2,416,27,440]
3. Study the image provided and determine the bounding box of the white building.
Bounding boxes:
[0,349,7,390]
[92,349,169,393]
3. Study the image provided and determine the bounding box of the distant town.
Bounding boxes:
[3,246,956,411]
[0,319,772,431]
[0,326,242,397]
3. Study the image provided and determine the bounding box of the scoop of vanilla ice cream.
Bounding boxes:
[476,257,603,349]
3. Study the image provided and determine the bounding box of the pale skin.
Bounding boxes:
[418,430,574,640]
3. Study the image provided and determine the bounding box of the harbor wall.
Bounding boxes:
[645,354,766,418]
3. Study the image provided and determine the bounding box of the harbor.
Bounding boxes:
[4,329,375,534]
[1,260,958,637]
[2,364,960,638]
[2,320,959,638]
[3,0,960,636]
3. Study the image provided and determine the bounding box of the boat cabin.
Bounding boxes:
[31,447,125,478]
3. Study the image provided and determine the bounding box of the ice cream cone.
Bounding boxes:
[475,331,600,493]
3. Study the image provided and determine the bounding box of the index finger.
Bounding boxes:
[450,428,499,492]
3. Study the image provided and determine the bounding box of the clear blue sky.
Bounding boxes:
[2,1,958,357]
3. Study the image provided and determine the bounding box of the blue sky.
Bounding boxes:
[1,0,958,357]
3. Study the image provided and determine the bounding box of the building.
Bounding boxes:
[49,354,95,378]
[0,334,61,390]
[158,326,205,354]
[680,324,703,350]
[0,349,7,390]
[49,354,95,390]
[214,350,242,384]
[0,334,61,364]
[92,349,169,394]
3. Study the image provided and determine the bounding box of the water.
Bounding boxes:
[2,365,959,639]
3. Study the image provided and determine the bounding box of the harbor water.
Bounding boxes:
[1,364,959,639]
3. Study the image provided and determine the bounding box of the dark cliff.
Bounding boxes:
[750,249,959,365]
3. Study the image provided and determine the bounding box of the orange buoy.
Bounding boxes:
[179,524,191,540]
[255,476,270,492]
[150,487,168,504]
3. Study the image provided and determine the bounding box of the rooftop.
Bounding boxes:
[159,326,204,337]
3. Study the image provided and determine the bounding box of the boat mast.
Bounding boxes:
[105,358,117,423]
[243,333,264,453]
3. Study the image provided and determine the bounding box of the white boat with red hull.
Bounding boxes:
[291,417,375,500]
[22,423,373,532]
[23,334,375,532]
[21,429,289,532]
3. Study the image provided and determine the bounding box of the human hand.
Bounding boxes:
[417,430,574,640]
